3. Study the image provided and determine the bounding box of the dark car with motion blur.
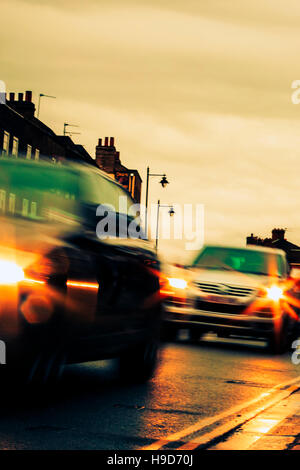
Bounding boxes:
[0,158,162,384]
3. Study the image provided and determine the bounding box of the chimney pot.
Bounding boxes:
[9,92,15,101]
[104,137,109,146]
[110,137,114,146]
[272,228,285,241]
[98,138,102,146]
[25,90,32,102]
[18,92,23,101]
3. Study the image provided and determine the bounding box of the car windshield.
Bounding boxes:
[192,247,284,277]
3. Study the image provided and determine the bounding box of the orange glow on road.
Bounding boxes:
[249,418,279,434]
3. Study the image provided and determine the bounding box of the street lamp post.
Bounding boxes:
[155,199,175,252]
[145,167,169,238]
[37,93,56,119]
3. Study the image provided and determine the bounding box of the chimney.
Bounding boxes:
[95,136,120,175]
[246,233,258,245]
[7,90,35,119]
[272,228,285,241]
[25,90,32,102]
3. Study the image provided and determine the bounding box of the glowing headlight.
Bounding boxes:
[167,277,188,290]
[266,285,283,302]
[0,260,24,284]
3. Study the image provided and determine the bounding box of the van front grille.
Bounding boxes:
[195,282,255,298]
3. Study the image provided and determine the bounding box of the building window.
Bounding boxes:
[26,145,32,160]
[12,137,18,158]
[22,199,29,217]
[35,149,40,161]
[30,202,37,218]
[0,190,6,213]
[8,193,15,214]
[2,131,9,157]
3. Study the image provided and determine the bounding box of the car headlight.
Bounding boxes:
[0,260,24,284]
[266,285,284,302]
[167,277,188,290]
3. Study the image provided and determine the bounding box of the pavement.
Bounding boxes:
[209,388,300,450]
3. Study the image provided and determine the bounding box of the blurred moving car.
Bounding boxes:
[0,159,162,384]
[162,245,300,353]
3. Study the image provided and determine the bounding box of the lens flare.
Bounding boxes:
[0,260,24,284]
[266,285,283,302]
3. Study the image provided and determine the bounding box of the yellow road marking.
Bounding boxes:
[140,375,300,450]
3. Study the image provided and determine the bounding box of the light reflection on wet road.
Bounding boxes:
[0,331,299,449]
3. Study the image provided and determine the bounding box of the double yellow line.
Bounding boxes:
[140,375,300,450]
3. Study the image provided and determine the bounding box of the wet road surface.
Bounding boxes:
[0,331,299,449]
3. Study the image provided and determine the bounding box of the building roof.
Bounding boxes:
[1,102,96,166]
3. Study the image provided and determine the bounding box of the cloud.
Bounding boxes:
[2,0,300,260]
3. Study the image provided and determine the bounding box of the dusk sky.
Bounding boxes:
[2,0,300,262]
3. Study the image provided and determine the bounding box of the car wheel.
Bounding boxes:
[188,327,204,342]
[267,335,286,355]
[160,325,178,342]
[217,331,230,338]
[24,351,66,387]
[119,340,159,383]
[267,317,291,354]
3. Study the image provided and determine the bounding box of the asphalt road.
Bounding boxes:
[0,331,299,450]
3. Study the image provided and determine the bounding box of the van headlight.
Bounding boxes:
[266,285,283,302]
[258,285,284,302]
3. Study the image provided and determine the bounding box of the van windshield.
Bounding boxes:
[193,247,284,277]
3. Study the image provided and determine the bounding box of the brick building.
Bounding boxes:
[0,91,96,165]
[246,228,300,267]
[0,90,142,203]
[95,137,142,204]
